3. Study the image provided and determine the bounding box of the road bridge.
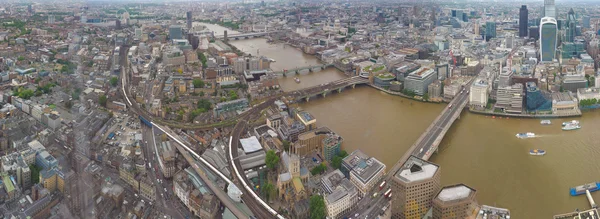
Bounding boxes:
[215,31,276,40]
[271,63,334,75]
[343,78,475,218]
[289,76,369,102]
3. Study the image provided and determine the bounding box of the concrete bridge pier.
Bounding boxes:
[352,84,356,89]
[321,66,325,70]
[322,92,327,98]
[309,68,313,73]
[305,97,310,102]
[337,87,343,93]
[295,70,299,75]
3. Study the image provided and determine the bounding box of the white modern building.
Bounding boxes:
[342,150,386,198]
[469,79,489,108]
[577,88,600,103]
[404,67,438,96]
[321,170,359,219]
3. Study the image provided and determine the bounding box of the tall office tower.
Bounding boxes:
[544,0,556,18]
[169,25,183,40]
[519,5,529,37]
[485,21,497,40]
[566,8,576,43]
[540,17,558,62]
[582,16,591,29]
[48,15,55,24]
[224,30,228,42]
[474,21,480,36]
[186,11,192,29]
[391,155,441,219]
[432,184,479,219]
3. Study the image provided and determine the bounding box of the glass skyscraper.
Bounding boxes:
[540,17,557,62]
[519,5,528,38]
[544,0,556,18]
[486,21,496,40]
[566,8,576,43]
[526,82,552,112]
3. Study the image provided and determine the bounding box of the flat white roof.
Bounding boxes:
[437,185,472,202]
[239,136,263,153]
[397,164,438,182]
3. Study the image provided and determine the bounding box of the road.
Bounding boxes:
[141,125,191,219]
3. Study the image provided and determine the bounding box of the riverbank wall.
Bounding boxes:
[469,108,582,118]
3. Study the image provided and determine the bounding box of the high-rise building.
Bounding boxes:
[322,134,342,163]
[519,5,528,37]
[526,82,552,112]
[529,26,540,40]
[391,155,441,219]
[544,0,556,18]
[432,184,479,219]
[474,21,480,36]
[582,16,591,29]
[115,19,121,29]
[169,25,183,40]
[469,79,489,108]
[566,8,576,43]
[540,17,558,62]
[48,15,55,24]
[485,21,497,39]
[134,28,142,39]
[186,11,192,29]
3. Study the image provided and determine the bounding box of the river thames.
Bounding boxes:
[228,37,600,218]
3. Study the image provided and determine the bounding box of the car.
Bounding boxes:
[355,213,359,217]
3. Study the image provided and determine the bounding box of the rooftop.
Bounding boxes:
[395,155,439,183]
[436,184,475,202]
[239,136,263,153]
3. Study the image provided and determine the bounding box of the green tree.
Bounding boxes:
[262,182,276,202]
[99,95,107,107]
[197,51,207,67]
[110,76,118,87]
[282,140,290,152]
[14,88,34,99]
[331,150,348,169]
[30,165,41,184]
[199,91,205,97]
[331,156,343,169]
[193,79,205,88]
[17,56,25,61]
[423,93,429,101]
[197,99,212,111]
[228,90,238,100]
[265,150,279,170]
[310,163,327,175]
[309,195,326,219]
